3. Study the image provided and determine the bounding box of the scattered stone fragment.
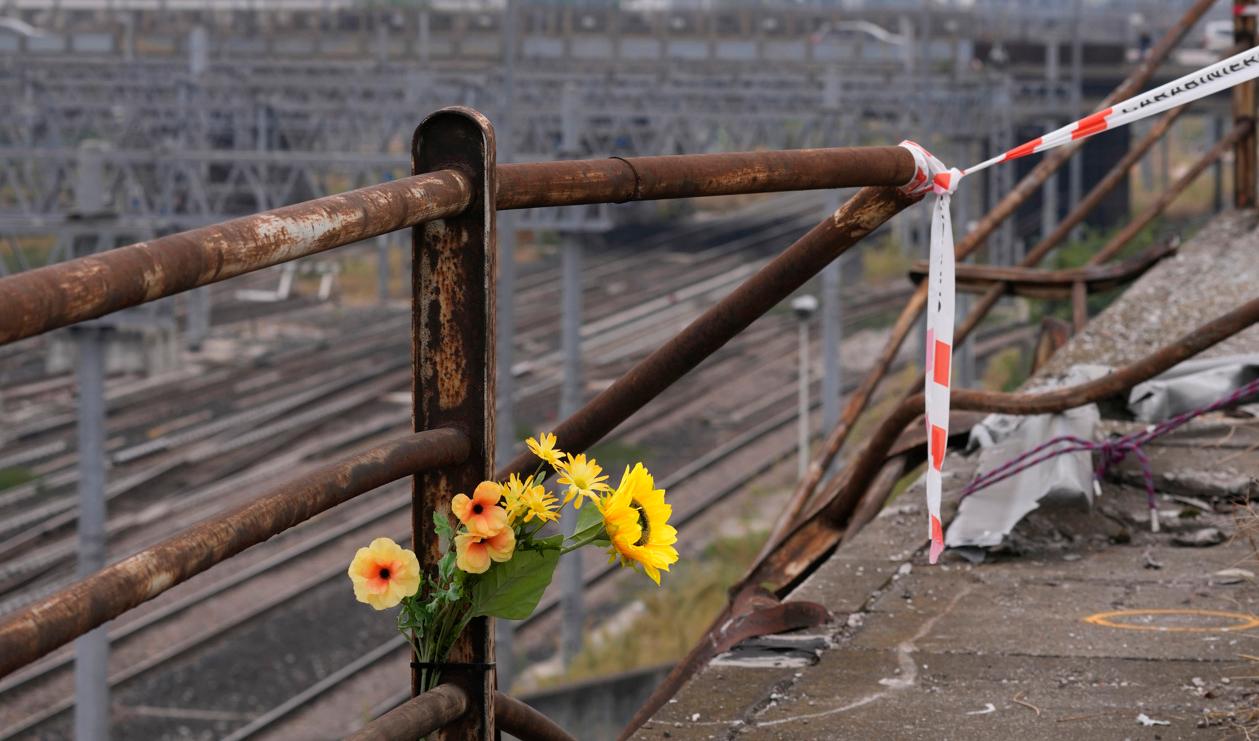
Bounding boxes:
[1142,548,1164,569]
[1172,527,1225,547]
[1212,568,1255,585]
[1137,713,1171,727]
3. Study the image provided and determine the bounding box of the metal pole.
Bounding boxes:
[1068,0,1084,236]
[494,0,519,691]
[955,292,975,388]
[1159,129,1171,191]
[376,234,390,304]
[1041,165,1058,243]
[1215,112,1226,214]
[791,295,817,482]
[556,76,586,668]
[1236,0,1258,209]
[186,287,210,351]
[798,318,809,480]
[558,233,583,666]
[74,324,109,741]
[1043,37,1060,240]
[820,258,842,433]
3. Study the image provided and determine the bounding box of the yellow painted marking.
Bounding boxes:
[1083,608,1259,633]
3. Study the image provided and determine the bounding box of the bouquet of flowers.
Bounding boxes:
[346,433,679,691]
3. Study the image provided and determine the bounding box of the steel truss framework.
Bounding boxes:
[0,57,1028,256]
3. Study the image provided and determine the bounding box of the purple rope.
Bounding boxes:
[960,374,1259,513]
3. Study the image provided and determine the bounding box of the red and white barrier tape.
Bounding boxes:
[897,44,1259,564]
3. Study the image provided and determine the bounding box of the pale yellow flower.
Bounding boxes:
[501,473,530,522]
[526,432,565,468]
[455,529,516,574]
[347,537,422,610]
[556,453,610,509]
[518,481,559,524]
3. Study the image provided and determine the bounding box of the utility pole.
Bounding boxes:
[1042,36,1060,240]
[1215,112,1226,214]
[820,260,842,434]
[494,0,519,692]
[73,322,109,741]
[1235,0,1257,209]
[71,136,111,741]
[1068,0,1084,236]
[376,233,390,304]
[792,295,818,482]
[557,80,585,668]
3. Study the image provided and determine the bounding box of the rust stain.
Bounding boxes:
[432,234,469,411]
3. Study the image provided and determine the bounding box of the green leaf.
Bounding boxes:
[570,501,606,543]
[467,542,562,620]
[433,510,455,552]
[439,550,456,582]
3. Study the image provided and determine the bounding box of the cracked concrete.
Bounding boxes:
[632,212,1259,740]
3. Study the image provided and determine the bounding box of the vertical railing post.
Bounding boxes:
[411,107,497,739]
[1236,0,1258,209]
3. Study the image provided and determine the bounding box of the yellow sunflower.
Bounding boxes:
[525,432,565,468]
[556,453,610,509]
[597,463,678,585]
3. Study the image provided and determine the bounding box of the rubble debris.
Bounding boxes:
[1172,527,1225,547]
[947,367,1106,550]
[1211,568,1254,585]
[1129,354,1259,422]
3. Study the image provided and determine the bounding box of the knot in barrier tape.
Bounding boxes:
[897,140,963,197]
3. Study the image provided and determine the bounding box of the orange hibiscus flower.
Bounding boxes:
[451,481,508,537]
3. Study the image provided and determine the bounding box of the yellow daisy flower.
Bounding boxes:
[518,481,559,524]
[598,463,678,585]
[525,432,565,468]
[556,453,610,509]
[501,473,530,522]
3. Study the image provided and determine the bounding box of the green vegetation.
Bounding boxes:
[552,528,767,684]
[861,236,913,284]
[980,345,1027,392]
[0,467,35,491]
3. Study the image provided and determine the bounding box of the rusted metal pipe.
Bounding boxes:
[346,684,469,741]
[496,146,915,209]
[495,692,579,741]
[498,185,921,479]
[0,428,470,679]
[0,171,474,346]
[0,146,915,349]
[1070,121,1253,328]
[758,0,1217,558]
[908,241,1176,299]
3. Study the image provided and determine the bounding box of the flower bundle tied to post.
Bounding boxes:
[346,433,679,692]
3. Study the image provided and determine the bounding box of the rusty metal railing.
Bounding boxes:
[0,108,923,737]
[0,0,1252,735]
